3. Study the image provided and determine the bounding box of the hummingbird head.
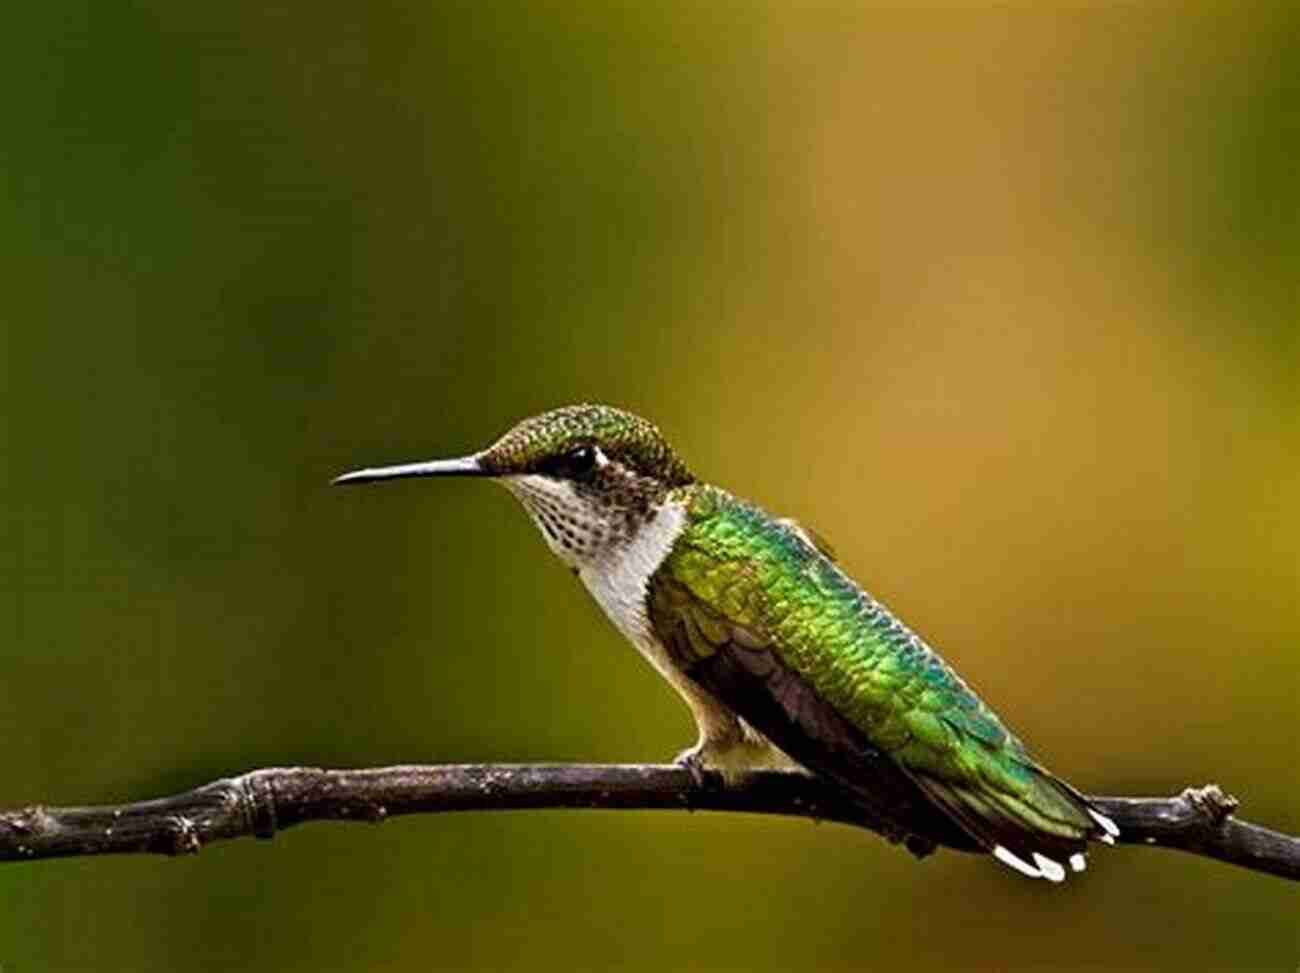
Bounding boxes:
[334,404,695,569]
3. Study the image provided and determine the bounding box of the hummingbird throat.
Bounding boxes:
[499,471,668,571]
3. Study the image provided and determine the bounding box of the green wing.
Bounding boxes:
[650,486,1114,873]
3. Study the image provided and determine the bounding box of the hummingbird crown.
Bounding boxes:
[480,404,693,486]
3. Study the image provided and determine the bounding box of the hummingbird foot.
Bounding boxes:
[674,746,711,789]
[674,725,804,788]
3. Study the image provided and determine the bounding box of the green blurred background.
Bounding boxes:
[2,3,1297,969]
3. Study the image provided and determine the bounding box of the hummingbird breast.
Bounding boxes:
[574,497,755,749]
[575,499,688,664]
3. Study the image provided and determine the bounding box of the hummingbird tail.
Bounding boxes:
[909,768,1118,883]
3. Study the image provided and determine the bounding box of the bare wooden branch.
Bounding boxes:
[1,765,1295,881]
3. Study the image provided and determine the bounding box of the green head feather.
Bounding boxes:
[480,404,695,487]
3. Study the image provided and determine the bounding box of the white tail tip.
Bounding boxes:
[1069,852,1087,872]
[1032,853,1066,883]
[993,845,1043,879]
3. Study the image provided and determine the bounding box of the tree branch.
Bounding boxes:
[1,764,1295,881]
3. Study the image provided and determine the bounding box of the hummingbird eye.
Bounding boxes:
[541,444,599,480]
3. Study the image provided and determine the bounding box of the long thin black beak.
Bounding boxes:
[332,454,489,486]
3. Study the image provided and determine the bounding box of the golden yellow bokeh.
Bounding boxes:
[2,4,1295,969]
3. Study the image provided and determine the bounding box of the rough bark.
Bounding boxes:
[2,765,1295,881]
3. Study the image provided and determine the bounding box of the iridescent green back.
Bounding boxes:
[660,484,1063,806]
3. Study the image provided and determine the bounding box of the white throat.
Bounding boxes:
[577,500,687,650]
[500,474,687,659]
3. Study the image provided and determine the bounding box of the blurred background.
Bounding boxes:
[2,3,1297,970]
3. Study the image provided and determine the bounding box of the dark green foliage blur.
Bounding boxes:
[2,4,1296,970]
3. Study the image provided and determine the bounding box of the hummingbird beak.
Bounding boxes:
[331,454,490,486]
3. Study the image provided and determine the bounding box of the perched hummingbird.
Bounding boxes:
[334,404,1117,881]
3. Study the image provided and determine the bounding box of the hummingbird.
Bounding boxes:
[334,404,1117,881]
